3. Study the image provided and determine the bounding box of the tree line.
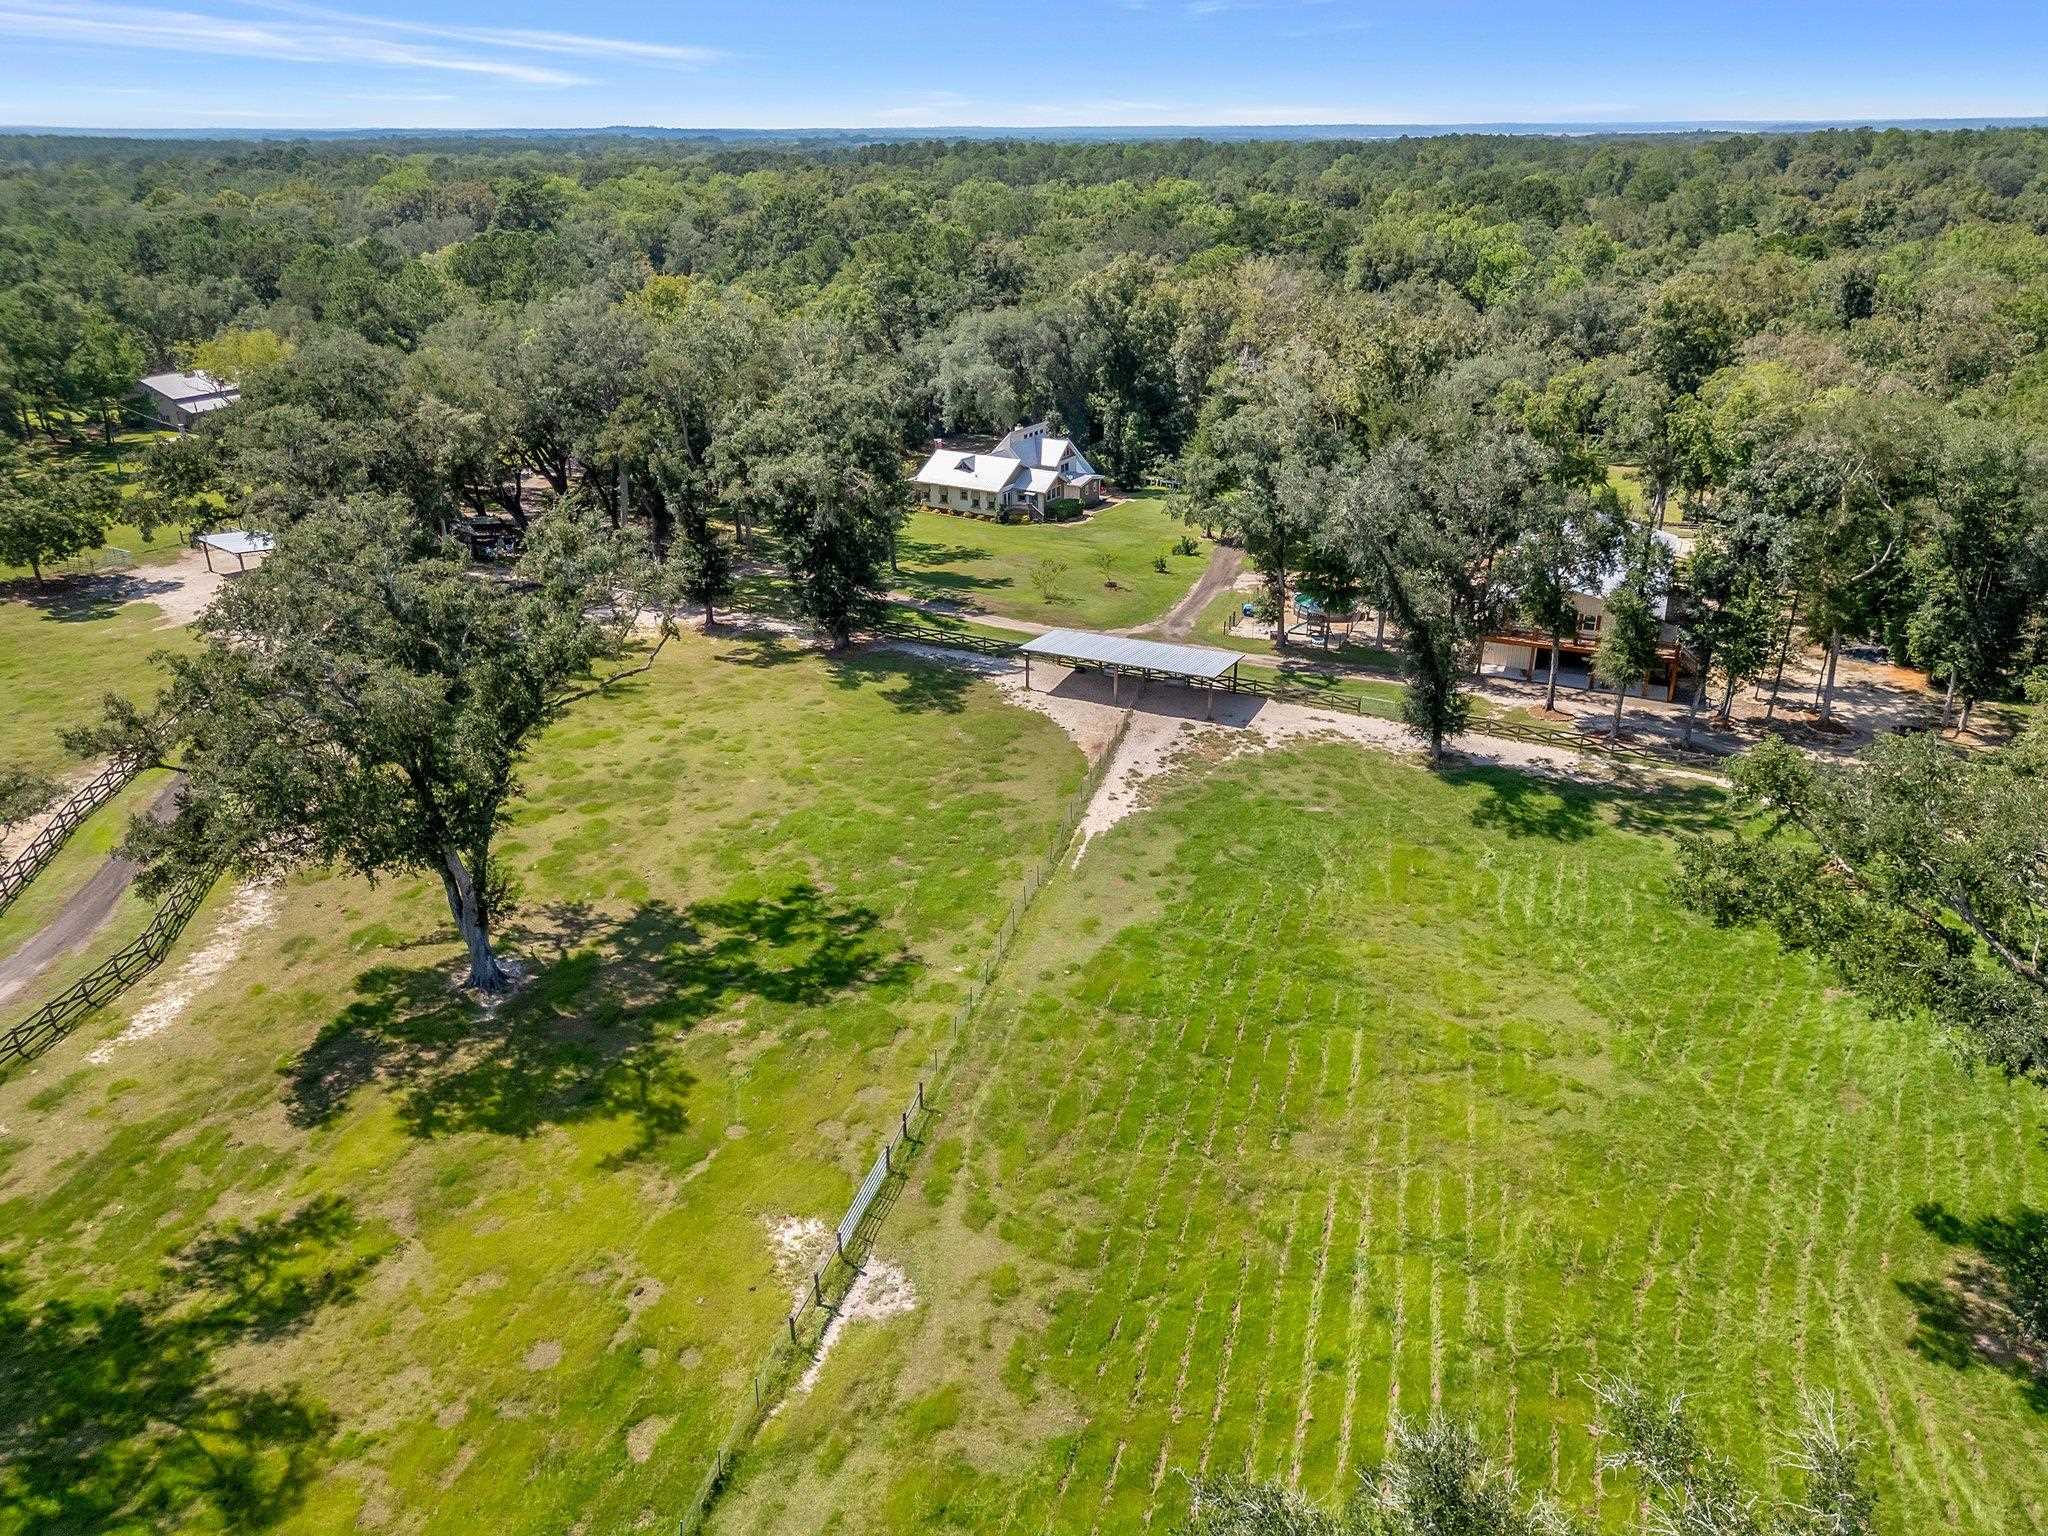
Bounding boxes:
[5,126,2048,1020]
[5,127,2046,716]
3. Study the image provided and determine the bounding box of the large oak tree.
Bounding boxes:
[84,497,683,993]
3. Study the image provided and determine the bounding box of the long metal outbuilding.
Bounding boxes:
[1016,627,1244,717]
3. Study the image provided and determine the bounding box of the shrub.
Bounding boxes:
[1046,498,1084,522]
[1030,558,1069,602]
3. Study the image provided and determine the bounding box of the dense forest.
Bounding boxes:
[5,127,2048,1533]
[3,126,2047,718]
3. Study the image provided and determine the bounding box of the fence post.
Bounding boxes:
[918,1079,925,1111]
[787,1314,797,1345]
[883,1143,891,1175]
[813,1272,823,1307]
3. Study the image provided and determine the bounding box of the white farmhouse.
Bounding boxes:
[911,422,1106,522]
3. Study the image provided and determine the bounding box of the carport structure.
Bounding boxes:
[196,530,274,574]
[1017,627,1244,718]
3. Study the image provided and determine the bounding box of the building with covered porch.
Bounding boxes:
[911,421,1106,522]
[1481,529,1700,703]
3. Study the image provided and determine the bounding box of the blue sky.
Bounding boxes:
[0,0,2043,131]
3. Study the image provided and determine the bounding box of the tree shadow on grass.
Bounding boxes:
[892,536,1014,603]
[1896,1201,2048,1411]
[282,882,914,1156]
[0,571,186,623]
[1454,766,1600,842]
[824,646,979,714]
[716,629,810,669]
[0,1196,379,1532]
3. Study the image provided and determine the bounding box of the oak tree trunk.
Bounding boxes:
[438,848,507,993]
[1817,634,1842,722]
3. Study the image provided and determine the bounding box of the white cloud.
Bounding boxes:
[239,0,724,65]
[0,0,722,88]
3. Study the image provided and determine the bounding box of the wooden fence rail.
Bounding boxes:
[869,618,1021,657]
[0,867,217,1072]
[0,758,140,917]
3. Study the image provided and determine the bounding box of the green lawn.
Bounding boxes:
[893,492,1211,631]
[1174,586,1408,672]
[0,428,193,581]
[708,745,2048,1536]
[0,596,192,779]
[0,632,1086,1535]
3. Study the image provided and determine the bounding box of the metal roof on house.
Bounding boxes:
[139,370,236,403]
[198,530,274,558]
[913,448,1025,494]
[1587,526,1685,617]
[1018,628,1242,680]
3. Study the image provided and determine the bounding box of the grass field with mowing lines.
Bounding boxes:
[894,492,1211,631]
[708,744,2048,1536]
[0,634,1084,1534]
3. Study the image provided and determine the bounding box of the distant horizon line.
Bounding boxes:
[6,114,2048,142]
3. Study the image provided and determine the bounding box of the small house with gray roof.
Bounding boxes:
[137,370,239,432]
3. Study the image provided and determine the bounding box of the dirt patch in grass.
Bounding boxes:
[628,1414,673,1464]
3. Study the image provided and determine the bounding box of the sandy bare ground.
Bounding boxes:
[82,879,278,1065]
[0,779,181,1007]
[0,546,231,633]
[766,1214,918,1398]
[962,656,1715,864]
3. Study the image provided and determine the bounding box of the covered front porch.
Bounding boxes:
[1481,633,1693,703]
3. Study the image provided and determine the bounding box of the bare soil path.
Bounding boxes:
[1125,541,1246,639]
[0,779,180,1006]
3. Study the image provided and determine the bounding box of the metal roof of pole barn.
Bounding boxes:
[197,530,275,558]
[1017,628,1243,680]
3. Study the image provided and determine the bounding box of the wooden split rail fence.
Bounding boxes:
[870,617,1021,658]
[0,867,217,1072]
[0,757,140,917]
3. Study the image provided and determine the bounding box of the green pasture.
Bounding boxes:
[0,595,192,780]
[0,633,1085,1535]
[893,492,1210,631]
[711,745,2048,1536]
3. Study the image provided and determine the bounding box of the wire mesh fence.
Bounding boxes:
[0,757,140,917]
[677,707,1134,1534]
[0,866,217,1071]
